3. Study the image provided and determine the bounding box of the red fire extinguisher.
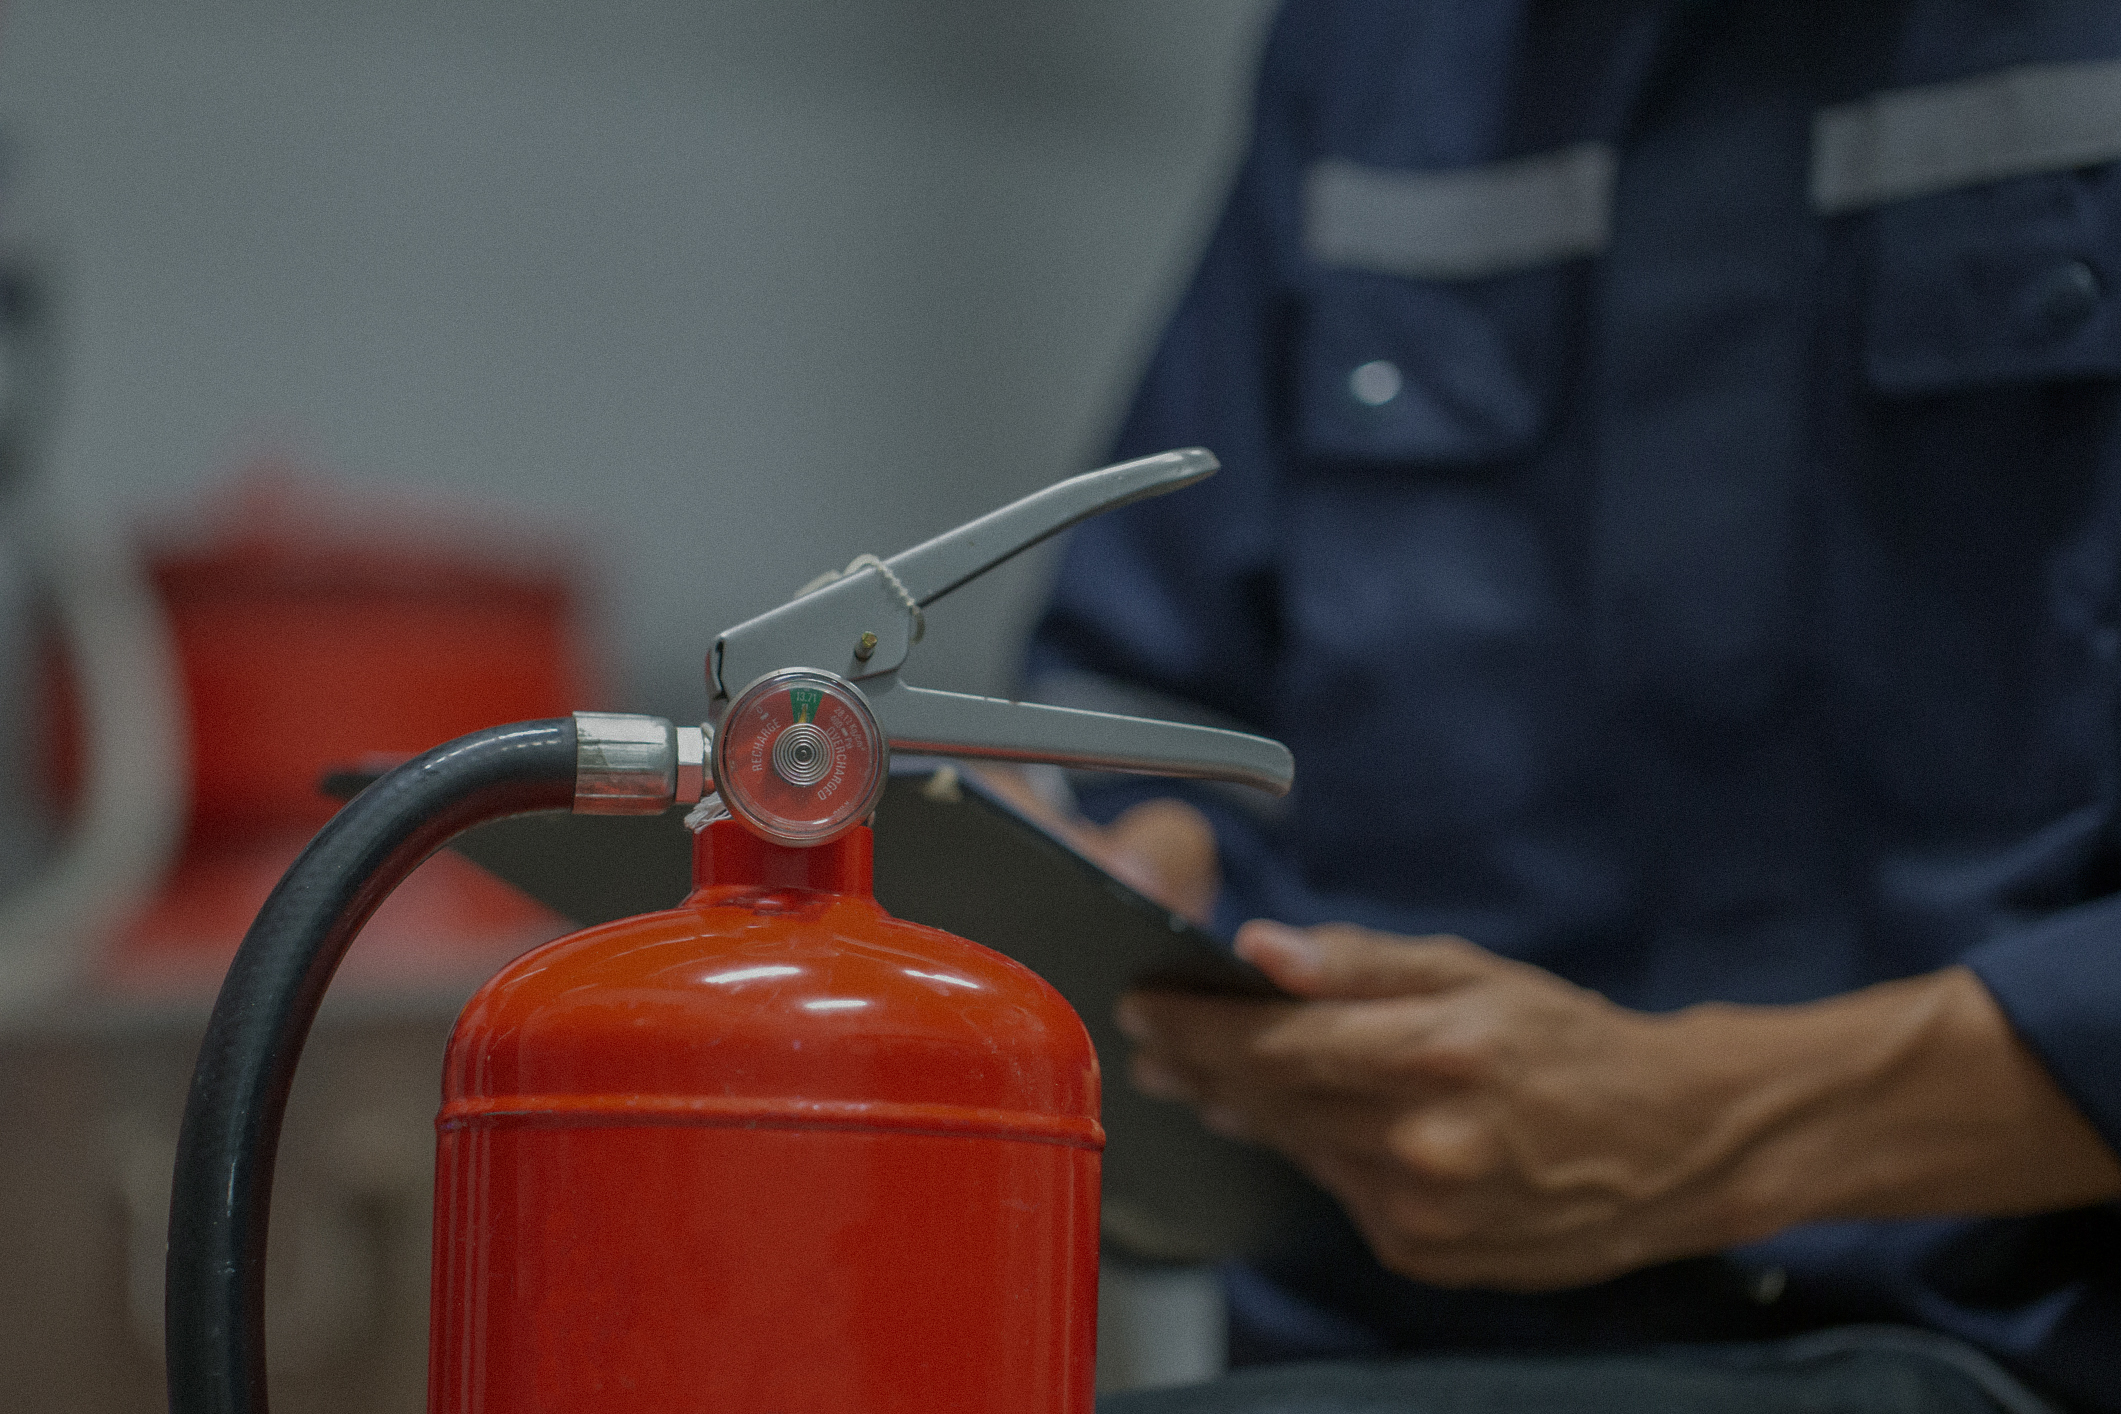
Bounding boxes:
[163,449,1293,1414]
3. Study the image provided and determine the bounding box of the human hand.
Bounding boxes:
[1118,922,2121,1291]
[1119,922,1731,1289]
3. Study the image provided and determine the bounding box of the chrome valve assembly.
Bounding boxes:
[568,449,1294,847]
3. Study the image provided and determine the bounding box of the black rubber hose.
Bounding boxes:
[166,719,577,1414]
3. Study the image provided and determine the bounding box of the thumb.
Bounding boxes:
[1235,920,1493,999]
[1100,798,1221,927]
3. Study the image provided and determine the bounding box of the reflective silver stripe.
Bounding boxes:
[1305,142,1615,280]
[1813,58,2121,213]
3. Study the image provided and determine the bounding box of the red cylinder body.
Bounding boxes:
[428,819,1103,1412]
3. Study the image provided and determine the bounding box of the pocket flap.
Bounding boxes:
[1294,270,1565,466]
[1863,166,2121,395]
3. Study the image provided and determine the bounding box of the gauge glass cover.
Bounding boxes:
[713,669,887,846]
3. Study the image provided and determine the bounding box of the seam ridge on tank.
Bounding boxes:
[440,1094,1106,1148]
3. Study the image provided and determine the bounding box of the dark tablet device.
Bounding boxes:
[872,759,1280,999]
[867,761,1326,1262]
[322,758,1326,1261]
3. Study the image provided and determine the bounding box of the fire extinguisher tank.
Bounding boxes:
[165,456,1291,1414]
[429,819,1104,1413]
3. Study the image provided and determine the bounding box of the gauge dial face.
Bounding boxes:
[713,669,887,846]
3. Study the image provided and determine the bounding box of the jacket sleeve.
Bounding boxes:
[1964,899,2121,1151]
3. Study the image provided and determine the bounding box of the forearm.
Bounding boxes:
[1678,965,2121,1241]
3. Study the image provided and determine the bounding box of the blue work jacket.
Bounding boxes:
[1028,2,2121,1408]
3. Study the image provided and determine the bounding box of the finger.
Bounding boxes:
[1307,1152,1511,1249]
[1235,922,1497,1000]
[1102,798,1222,926]
[1120,988,1447,1096]
[1229,1090,1507,1188]
[1128,1052,1194,1102]
[1121,988,1478,1098]
[1197,1090,1444,1166]
[1117,990,1303,1093]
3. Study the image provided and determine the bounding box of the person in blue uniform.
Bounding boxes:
[1031,4,2121,1410]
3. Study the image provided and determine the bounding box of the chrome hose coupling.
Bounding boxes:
[572,712,709,815]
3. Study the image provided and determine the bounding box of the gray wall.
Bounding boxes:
[0,0,1274,718]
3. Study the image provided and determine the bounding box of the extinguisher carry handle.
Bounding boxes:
[709,447,1294,797]
[867,447,1218,612]
[714,449,1214,695]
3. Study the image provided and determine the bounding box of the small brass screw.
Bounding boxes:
[854,631,879,662]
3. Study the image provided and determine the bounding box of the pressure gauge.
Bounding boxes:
[712,668,888,847]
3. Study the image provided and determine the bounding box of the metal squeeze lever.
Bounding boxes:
[574,449,1295,845]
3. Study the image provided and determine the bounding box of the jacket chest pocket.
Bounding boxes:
[1836,150,2121,621]
[1292,148,1604,468]
[1828,165,2121,835]
[1292,266,1579,468]
[1862,162,2121,394]
[1820,59,2121,392]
